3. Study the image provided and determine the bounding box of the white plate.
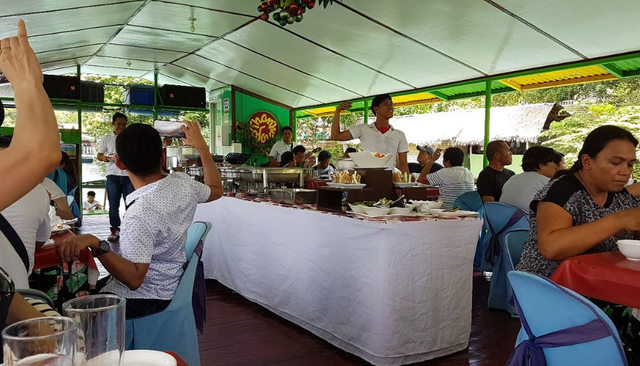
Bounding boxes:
[434,210,479,218]
[51,224,71,233]
[327,182,366,189]
[123,350,177,366]
[393,182,417,188]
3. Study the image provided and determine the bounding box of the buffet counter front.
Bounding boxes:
[194,197,483,366]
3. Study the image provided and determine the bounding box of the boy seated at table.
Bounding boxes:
[83,191,102,211]
[56,122,223,319]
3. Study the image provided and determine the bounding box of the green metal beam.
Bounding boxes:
[599,63,625,78]
[363,99,370,125]
[153,72,158,121]
[483,81,491,168]
[619,68,640,78]
[428,91,450,101]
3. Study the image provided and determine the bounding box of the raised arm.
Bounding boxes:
[181,121,223,202]
[330,102,354,141]
[0,20,60,211]
[536,202,640,261]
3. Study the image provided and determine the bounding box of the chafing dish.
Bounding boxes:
[238,167,312,188]
[270,189,317,205]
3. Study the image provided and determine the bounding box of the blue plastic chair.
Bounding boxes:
[125,221,211,366]
[454,191,485,270]
[482,202,529,314]
[507,271,627,366]
[504,228,529,271]
[66,186,81,218]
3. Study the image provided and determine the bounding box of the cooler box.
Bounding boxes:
[159,84,206,108]
[124,85,173,117]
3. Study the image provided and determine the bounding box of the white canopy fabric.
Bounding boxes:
[344,103,563,146]
[2,1,640,108]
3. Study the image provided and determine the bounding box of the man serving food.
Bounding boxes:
[330,94,410,174]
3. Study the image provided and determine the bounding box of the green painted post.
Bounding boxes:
[363,99,369,125]
[153,72,158,121]
[483,81,491,168]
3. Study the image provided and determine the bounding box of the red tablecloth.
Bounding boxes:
[166,351,189,366]
[34,231,97,271]
[551,251,640,308]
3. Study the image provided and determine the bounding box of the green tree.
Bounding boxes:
[538,103,640,180]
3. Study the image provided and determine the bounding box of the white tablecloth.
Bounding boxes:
[194,197,483,365]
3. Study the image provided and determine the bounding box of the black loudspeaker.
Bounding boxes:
[159,84,206,108]
[80,81,104,103]
[43,75,80,100]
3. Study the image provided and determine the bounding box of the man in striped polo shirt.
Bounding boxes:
[415,147,475,209]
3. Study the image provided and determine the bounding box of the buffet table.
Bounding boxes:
[194,197,483,365]
[551,251,640,308]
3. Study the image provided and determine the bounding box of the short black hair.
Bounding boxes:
[112,112,128,124]
[0,135,12,148]
[116,123,162,177]
[521,146,555,172]
[282,126,293,133]
[553,151,565,165]
[292,145,306,155]
[371,94,392,116]
[87,191,96,197]
[318,150,331,162]
[443,147,464,166]
[485,140,507,160]
[345,147,357,154]
[280,151,294,167]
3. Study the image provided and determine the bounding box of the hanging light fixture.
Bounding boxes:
[188,7,197,32]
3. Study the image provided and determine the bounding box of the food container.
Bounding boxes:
[348,203,366,214]
[348,151,395,168]
[389,207,413,215]
[270,189,317,205]
[617,239,640,260]
[239,167,312,186]
[362,206,391,216]
[335,158,356,170]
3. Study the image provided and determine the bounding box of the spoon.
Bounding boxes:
[374,194,405,207]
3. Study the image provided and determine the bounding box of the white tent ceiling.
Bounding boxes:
[2,0,640,109]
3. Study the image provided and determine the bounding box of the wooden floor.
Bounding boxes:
[81,214,521,366]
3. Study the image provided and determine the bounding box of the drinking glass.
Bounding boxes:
[2,316,77,366]
[62,294,126,366]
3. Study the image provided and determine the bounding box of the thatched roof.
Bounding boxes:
[351,103,569,146]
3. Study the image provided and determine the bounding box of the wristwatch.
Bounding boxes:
[92,240,111,257]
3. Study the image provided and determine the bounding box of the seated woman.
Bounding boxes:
[500,146,557,216]
[517,125,640,278]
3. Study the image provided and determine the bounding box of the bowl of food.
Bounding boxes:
[348,151,394,168]
[348,203,366,214]
[336,158,356,170]
[362,206,391,216]
[617,239,640,260]
[389,207,413,215]
[425,200,444,209]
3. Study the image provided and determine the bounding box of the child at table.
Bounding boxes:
[83,190,102,210]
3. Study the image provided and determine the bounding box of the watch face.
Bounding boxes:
[98,240,111,252]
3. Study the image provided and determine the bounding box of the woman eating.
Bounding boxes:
[517,125,640,277]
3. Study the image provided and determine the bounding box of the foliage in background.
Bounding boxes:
[538,103,640,180]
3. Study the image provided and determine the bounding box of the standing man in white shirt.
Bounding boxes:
[96,112,134,241]
[268,126,295,166]
[330,94,410,174]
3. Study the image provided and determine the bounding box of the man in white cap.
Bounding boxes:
[409,145,444,175]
